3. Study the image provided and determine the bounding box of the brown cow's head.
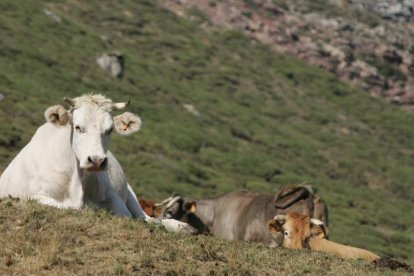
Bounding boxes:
[267,212,327,249]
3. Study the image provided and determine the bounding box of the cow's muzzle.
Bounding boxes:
[85,155,108,171]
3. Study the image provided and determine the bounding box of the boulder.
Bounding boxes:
[44,9,62,23]
[96,52,124,78]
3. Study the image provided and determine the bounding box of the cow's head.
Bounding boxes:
[267,212,327,249]
[155,195,196,220]
[44,94,141,171]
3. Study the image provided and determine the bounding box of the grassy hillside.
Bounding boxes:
[0,198,408,275]
[0,0,413,270]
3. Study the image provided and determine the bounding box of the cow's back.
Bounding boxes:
[206,191,316,246]
[209,191,274,243]
[0,123,74,199]
[236,193,278,245]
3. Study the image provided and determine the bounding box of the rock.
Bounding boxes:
[383,49,403,63]
[44,9,62,23]
[96,52,124,78]
[321,44,346,60]
[319,18,340,29]
[351,60,379,78]
[0,93,4,102]
[183,104,200,116]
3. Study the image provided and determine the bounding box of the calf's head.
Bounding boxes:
[44,94,141,171]
[267,212,327,249]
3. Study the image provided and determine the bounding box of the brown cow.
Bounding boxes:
[156,185,328,247]
[267,212,380,261]
[138,199,163,218]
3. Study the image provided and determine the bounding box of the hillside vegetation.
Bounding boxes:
[0,0,413,272]
[0,198,408,275]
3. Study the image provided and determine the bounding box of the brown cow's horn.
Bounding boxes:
[112,98,130,110]
[63,97,75,107]
[310,218,324,226]
[165,196,183,209]
[154,195,175,207]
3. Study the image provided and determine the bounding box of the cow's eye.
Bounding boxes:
[284,231,289,238]
[75,125,85,133]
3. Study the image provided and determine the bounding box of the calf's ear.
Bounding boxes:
[44,105,70,125]
[268,215,286,235]
[185,201,197,213]
[310,219,327,239]
[113,112,142,135]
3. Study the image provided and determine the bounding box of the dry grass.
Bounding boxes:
[0,198,408,275]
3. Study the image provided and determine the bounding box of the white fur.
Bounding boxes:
[0,94,195,233]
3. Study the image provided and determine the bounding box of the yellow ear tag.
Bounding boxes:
[190,204,197,213]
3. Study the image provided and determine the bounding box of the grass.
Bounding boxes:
[0,198,407,275]
[0,0,413,272]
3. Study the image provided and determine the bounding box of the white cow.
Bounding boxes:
[0,94,194,233]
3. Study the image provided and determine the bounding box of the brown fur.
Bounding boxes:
[268,212,379,261]
[138,199,162,218]
[309,238,380,261]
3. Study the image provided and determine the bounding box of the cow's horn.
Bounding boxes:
[63,97,76,107]
[165,196,183,209]
[112,99,130,110]
[310,218,324,226]
[154,196,174,207]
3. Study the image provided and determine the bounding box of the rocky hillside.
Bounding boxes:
[162,0,414,108]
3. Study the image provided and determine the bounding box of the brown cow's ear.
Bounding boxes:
[267,220,283,235]
[185,201,197,213]
[310,219,327,239]
[268,215,286,234]
[44,105,70,125]
[274,185,313,209]
[113,112,142,135]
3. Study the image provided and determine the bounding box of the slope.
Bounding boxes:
[0,0,412,265]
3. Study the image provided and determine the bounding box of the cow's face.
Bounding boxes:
[267,212,327,249]
[156,195,196,220]
[44,94,141,171]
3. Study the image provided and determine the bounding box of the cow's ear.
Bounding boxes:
[268,215,286,234]
[185,201,197,213]
[310,219,327,239]
[267,220,280,235]
[45,105,70,125]
[113,112,142,135]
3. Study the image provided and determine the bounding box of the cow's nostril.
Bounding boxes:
[101,157,108,168]
[87,156,94,164]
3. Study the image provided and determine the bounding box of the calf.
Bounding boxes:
[267,212,379,261]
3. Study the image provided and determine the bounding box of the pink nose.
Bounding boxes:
[87,156,108,168]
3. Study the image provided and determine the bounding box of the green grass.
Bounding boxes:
[0,0,413,270]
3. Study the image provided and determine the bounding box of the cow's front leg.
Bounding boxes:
[31,193,83,209]
[106,188,133,218]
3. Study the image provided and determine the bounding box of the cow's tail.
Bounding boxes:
[126,183,151,221]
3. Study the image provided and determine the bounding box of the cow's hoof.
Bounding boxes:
[145,217,162,225]
[161,219,198,234]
